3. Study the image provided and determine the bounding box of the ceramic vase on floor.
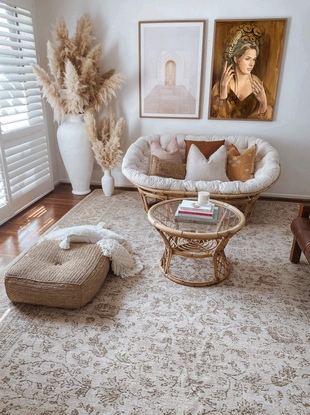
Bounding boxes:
[57,114,94,195]
[101,169,115,196]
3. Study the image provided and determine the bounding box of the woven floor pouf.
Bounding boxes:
[4,240,110,309]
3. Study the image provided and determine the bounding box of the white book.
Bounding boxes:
[179,199,214,213]
[175,206,219,223]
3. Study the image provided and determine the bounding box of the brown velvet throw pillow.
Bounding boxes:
[226,144,257,181]
[149,156,186,180]
[184,139,225,162]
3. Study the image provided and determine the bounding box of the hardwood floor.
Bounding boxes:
[0,184,304,273]
[0,184,99,271]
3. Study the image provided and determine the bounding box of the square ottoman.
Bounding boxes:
[4,240,110,309]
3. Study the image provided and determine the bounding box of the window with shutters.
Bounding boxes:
[0,0,53,225]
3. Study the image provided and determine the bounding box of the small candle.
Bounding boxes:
[198,191,210,206]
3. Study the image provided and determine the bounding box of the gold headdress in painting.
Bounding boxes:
[223,22,265,61]
[227,30,243,58]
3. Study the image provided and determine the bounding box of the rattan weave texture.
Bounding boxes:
[5,240,110,309]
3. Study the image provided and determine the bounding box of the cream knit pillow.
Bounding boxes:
[185,144,229,182]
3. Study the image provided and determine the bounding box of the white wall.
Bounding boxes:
[32,0,310,199]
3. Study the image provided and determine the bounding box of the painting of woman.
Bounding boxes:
[209,20,287,121]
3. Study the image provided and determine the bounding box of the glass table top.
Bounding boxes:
[148,198,245,237]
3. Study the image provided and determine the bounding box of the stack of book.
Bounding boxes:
[174,199,219,223]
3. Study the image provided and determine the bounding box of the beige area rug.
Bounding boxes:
[0,190,309,415]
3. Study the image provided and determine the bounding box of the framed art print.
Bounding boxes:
[139,20,205,119]
[209,19,287,121]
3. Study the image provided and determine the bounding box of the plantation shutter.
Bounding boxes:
[0,0,53,225]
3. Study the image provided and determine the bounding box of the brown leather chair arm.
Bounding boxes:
[290,203,310,263]
[298,203,310,218]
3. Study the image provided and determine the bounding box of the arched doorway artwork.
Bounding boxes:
[165,60,176,86]
[139,20,205,118]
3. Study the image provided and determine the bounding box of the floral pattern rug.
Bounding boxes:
[0,190,309,415]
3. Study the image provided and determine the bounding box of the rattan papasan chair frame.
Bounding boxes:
[122,133,281,222]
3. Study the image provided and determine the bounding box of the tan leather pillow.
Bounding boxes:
[184,139,225,162]
[226,144,257,181]
[149,156,186,179]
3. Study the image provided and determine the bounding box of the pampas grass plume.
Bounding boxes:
[32,13,125,123]
[84,112,124,171]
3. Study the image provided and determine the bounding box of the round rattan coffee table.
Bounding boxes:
[148,198,245,287]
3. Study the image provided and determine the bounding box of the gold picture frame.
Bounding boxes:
[209,19,287,121]
[139,20,206,119]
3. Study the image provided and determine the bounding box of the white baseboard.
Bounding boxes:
[261,191,310,200]
[55,178,310,201]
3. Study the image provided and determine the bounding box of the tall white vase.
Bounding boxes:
[101,169,115,196]
[57,114,94,195]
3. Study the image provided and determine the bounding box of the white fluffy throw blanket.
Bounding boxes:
[42,222,143,278]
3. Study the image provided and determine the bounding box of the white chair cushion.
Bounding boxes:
[122,134,281,195]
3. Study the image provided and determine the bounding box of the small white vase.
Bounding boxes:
[57,114,94,195]
[101,170,115,196]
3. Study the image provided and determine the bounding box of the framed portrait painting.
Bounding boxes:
[139,20,206,119]
[209,19,287,121]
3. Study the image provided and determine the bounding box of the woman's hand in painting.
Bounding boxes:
[219,61,234,100]
[252,78,267,114]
